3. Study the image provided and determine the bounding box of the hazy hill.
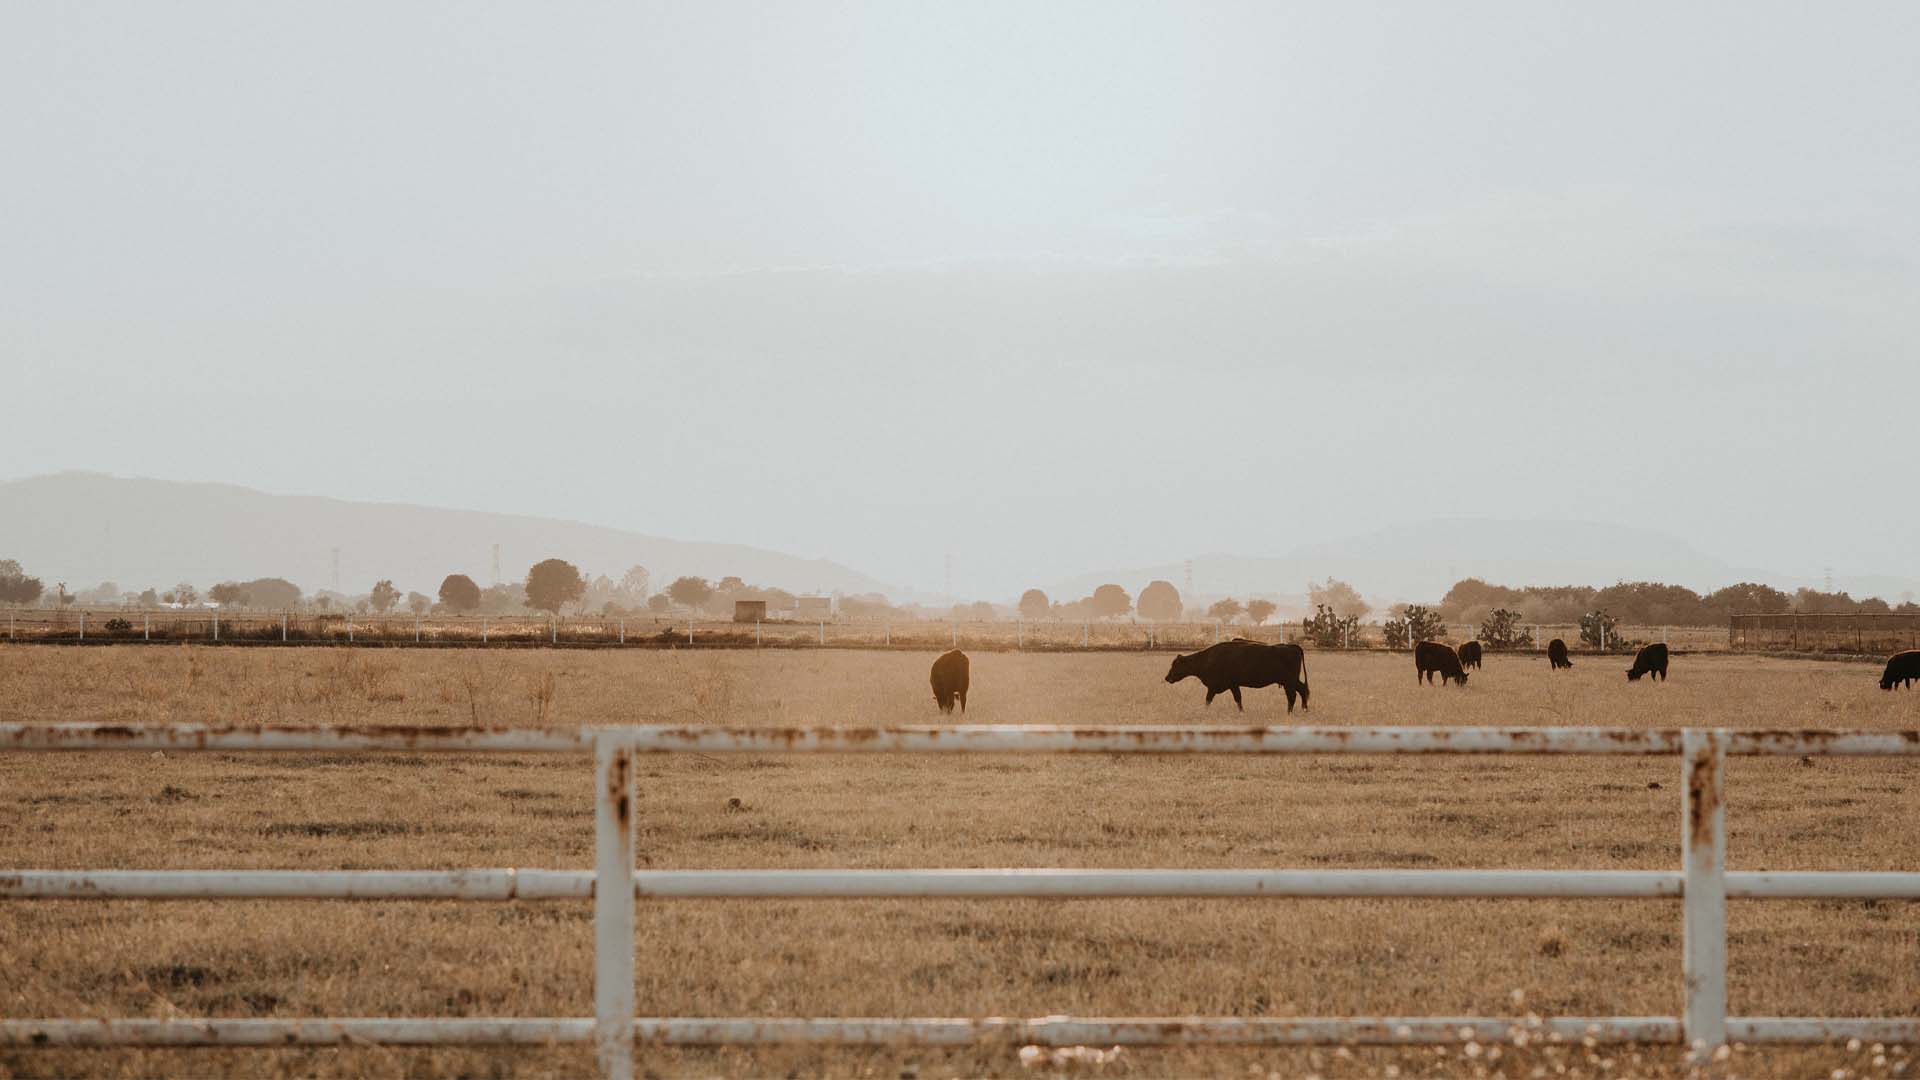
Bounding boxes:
[0,473,893,599]
[1053,519,1919,609]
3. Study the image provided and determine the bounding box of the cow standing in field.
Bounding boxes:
[1415,641,1469,686]
[1165,639,1310,712]
[930,650,970,714]
[1457,640,1484,670]
[1626,643,1669,682]
[1547,638,1573,670]
[1880,650,1920,690]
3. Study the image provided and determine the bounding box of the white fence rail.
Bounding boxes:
[4,723,1919,1079]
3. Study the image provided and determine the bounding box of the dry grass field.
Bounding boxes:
[2,645,1916,1079]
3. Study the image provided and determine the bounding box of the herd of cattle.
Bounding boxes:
[927,639,1920,713]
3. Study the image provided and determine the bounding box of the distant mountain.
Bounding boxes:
[1052,519,1920,609]
[0,472,894,598]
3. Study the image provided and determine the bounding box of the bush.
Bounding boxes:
[103,617,133,634]
[1579,610,1633,652]
[1479,608,1534,650]
[1301,604,1360,648]
[1382,604,1447,648]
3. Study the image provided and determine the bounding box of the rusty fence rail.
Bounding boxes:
[4,724,1919,1078]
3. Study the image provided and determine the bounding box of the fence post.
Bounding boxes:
[592,732,636,1080]
[482,618,489,644]
[885,623,891,646]
[8,610,12,640]
[1408,622,1414,649]
[213,611,219,642]
[1083,621,1089,648]
[1682,728,1728,1065]
[1017,619,1023,650]
[79,611,85,641]
[619,619,625,645]
[415,614,421,643]
[951,622,957,648]
[687,618,693,646]
[819,621,825,646]
[551,617,558,646]
[282,613,288,643]
[756,620,762,648]
[348,615,353,644]
[143,612,149,641]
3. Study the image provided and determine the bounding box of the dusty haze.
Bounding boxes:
[5,4,1917,597]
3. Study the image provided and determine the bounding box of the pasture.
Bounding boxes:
[2,645,1916,1078]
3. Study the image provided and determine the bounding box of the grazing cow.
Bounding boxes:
[1414,641,1468,686]
[1880,650,1920,690]
[1547,638,1573,670]
[1457,640,1484,670]
[1626,642,1669,682]
[1165,639,1310,712]
[930,650,970,714]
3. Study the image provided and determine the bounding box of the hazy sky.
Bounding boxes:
[6,3,1917,597]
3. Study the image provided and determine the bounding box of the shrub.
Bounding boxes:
[1579,609,1632,651]
[1382,604,1447,648]
[1302,604,1360,648]
[1479,608,1534,650]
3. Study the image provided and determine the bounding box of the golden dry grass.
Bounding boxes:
[1,644,1916,1079]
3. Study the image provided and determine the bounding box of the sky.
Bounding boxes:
[5,3,1917,598]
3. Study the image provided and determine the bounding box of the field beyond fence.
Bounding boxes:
[0,609,1735,652]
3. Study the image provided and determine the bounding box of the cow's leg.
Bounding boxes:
[1204,688,1216,706]
[1230,686,1243,710]
[958,690,967,713]
[1284,687,1297,713]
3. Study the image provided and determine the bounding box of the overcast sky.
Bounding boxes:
[6,3,1916,597]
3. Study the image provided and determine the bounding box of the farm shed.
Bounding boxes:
[733,600,767,623]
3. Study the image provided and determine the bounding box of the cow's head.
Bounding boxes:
[1165,654,1194,683]
[1881,675,1894,691]
[1626,668,1643,681]
[1453,671,1469,686]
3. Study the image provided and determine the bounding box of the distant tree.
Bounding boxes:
[0,560,44,606]
[1207,598,1244,621]
[666,576,713,610]
[839,593,895,618]
[207,582,250,608]
[716,576,747,593]
[1246,599,1277,625]
[479,583,527,614]
[525,559,586,614]
[438,574,482,613]
[620,565,651,600]
[646,593,672,613]
[1308,577,1370,621]
[1090,584,1131,620]
[240,578,302,609]
[137,588,159,607]
[1137,580,1183,622]
[1479,608,1534,650]
[368,579,401,614]
[406,591,432,615]
[171,583,198,608]
[967,601,997,621]
[55,582,73,607]
[1018,589,1051,620]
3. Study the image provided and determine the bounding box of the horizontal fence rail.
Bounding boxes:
[4,722,1917,1079]
[4,608,1732,653]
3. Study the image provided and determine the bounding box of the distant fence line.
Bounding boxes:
[1,608,1729,652]
[1729,612,1920,655]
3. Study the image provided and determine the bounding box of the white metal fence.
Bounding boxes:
[4,723,1918,1078]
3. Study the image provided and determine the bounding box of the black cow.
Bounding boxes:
[1880,650,1920,690]
[1415,641,1468,686]
[1457,640,1484,670]
[1547,638,1573,670]
[1165,640,1310,712]
[930,650,970,714]
[1626,642,1669,682]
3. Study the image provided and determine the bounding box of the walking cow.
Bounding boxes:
[1626,643,1669,682]
[1415,641,1469,686]
[1165,639,1310,712]
[930,650,970,714]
